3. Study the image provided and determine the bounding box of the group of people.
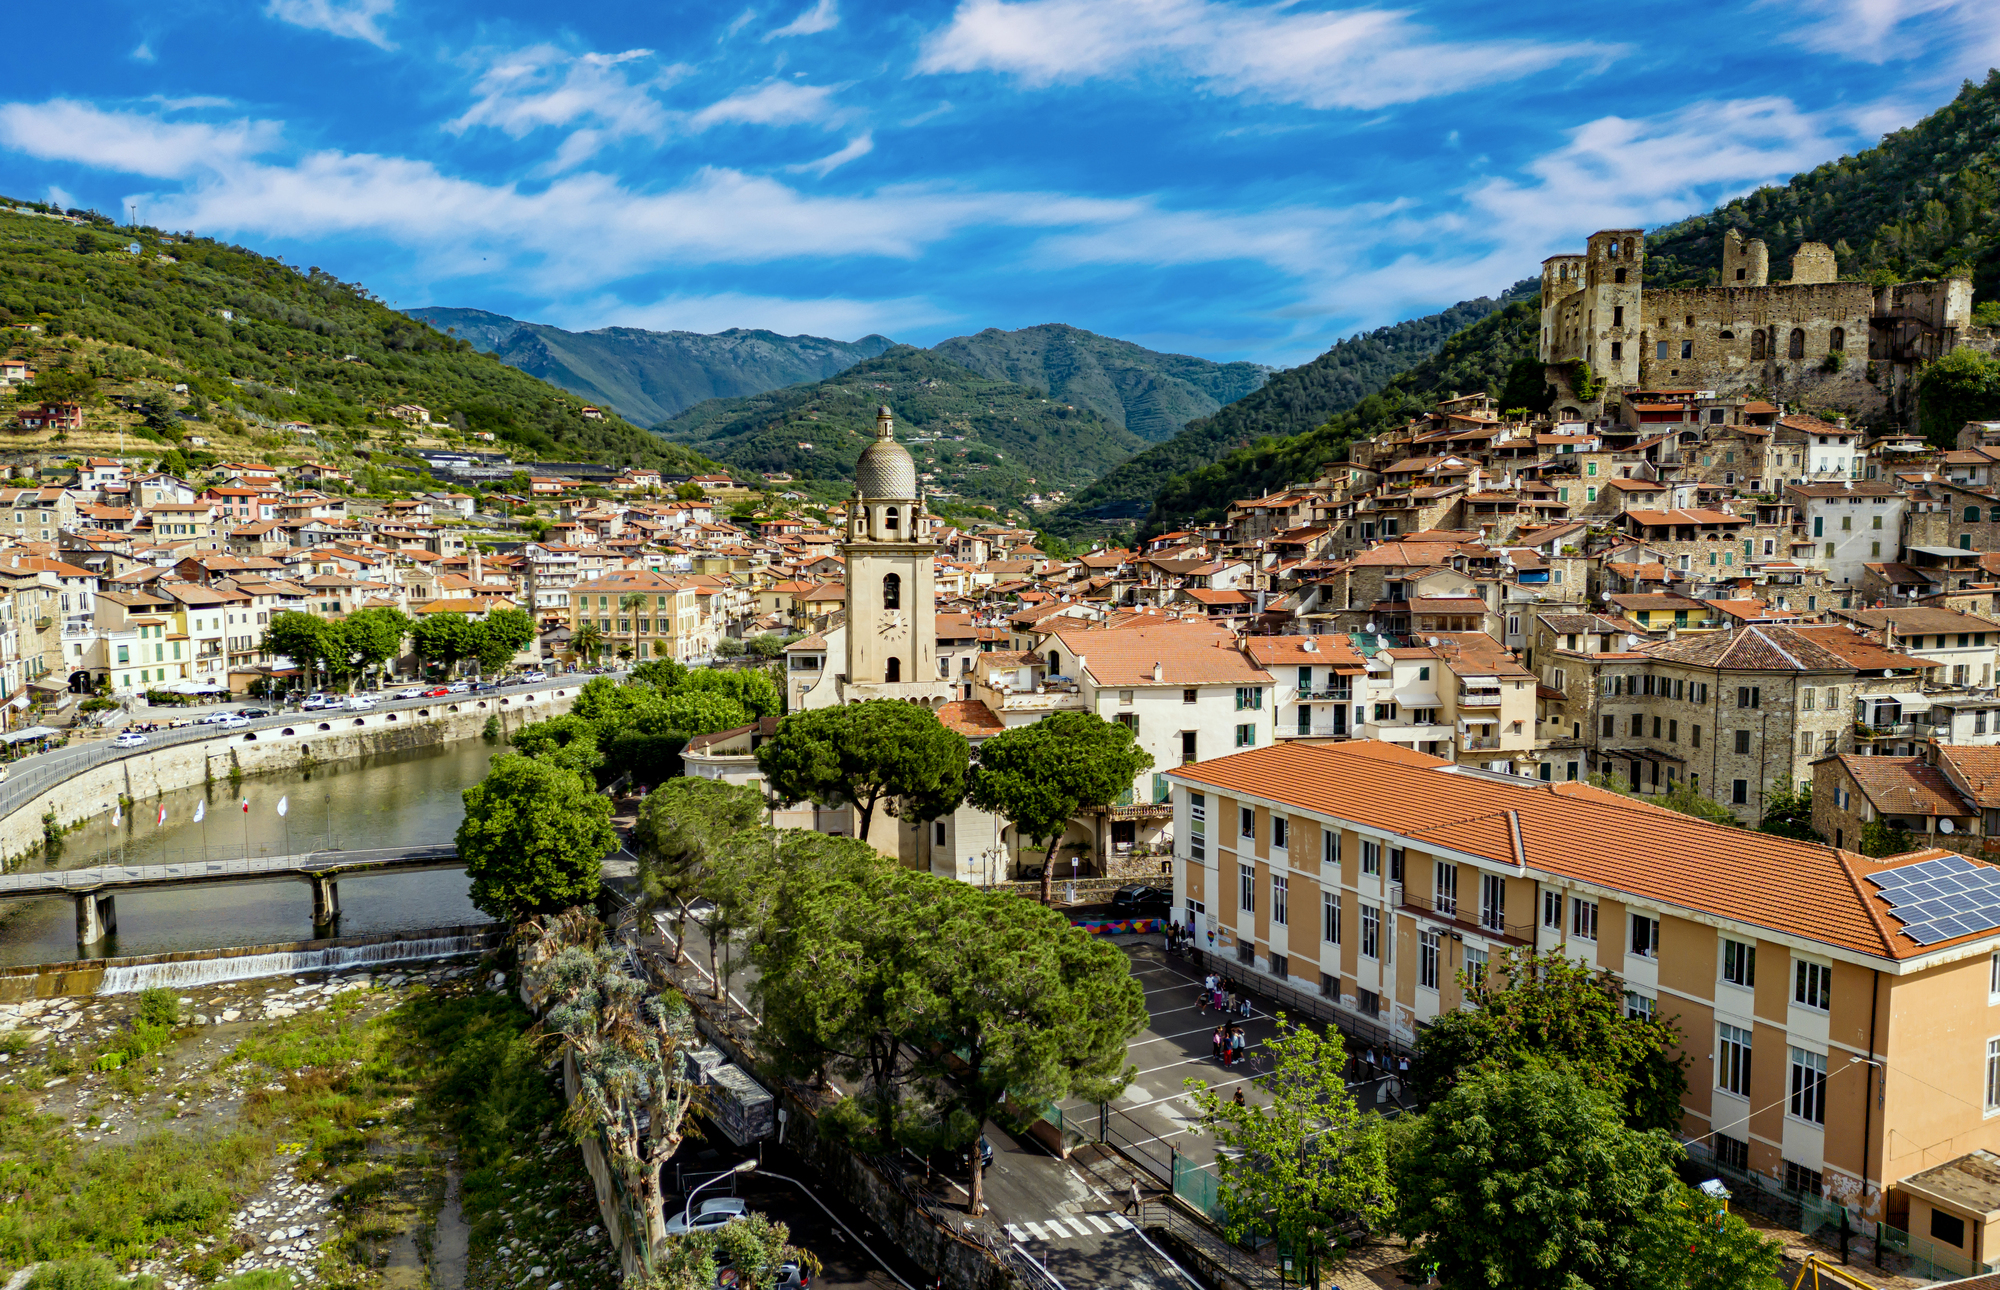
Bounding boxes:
[1199,971,1252,1017]
[1209,1022,1251,1067]
[1164,922,1198,957]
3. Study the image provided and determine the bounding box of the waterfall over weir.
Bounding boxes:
[96,933,491,994]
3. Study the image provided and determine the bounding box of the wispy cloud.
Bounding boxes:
[264,0,396,49]
[1776,0,2000,75]
[786,131,873,176]
[450,46,679,169]
[0,99,282,180]
[766,0,839,39]
[131,41,155,63]
[918,0,1623,109]
[688,80,842,131]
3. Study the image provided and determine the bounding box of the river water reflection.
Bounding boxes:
[0,739,503,965]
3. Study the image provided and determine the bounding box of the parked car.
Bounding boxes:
[196,710,233,725]
[1111,884,1172,914]
[396,687,425,700]
[301,694,332,711]
[344,696,377,711]
[664,1197,749,1237]
[518,671,548,683]
[446,682,472,694]
[238,707,272,720]
[114,731,148,748]
[216,714,250,729]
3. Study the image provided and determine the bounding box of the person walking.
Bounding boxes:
[1211,1026,1224,1062]
[1125,1178,1143,1215]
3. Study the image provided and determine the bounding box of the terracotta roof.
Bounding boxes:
[1940,746,2000,809]
[1241,634,1368,671]
[1642,625,1913,672]
[1168,741,1921,961]
[1050,624,1274,687]
[936,700,1005,737]
[1833,755,1970,817]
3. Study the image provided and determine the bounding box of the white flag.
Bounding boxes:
[193,799,205,823]
[112,803,121,827]
[277,796,288,817]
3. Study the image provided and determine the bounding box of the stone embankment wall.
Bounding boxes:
[0,687,581,866]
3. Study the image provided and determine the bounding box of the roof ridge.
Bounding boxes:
[1835,850,1901,957]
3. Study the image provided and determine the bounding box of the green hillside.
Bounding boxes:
[929,323,1269,442]
[1645,70,2000,300]
[0,203,715,474]
[654,345,1148,508]
[409,306,895,427]
[1045,281,1536,531]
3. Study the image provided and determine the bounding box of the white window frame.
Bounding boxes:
[1571,896,1598,940]
[1542,889,1562,930]
[1323,829,1340,866]
[1239,863,1255,913]
[1361,839,1381,876]
[1794,959,1832,1012]
[1271,874,1288,927]
[1360,906,1380,959]
[1323,891,1341,945]
[1419,930,1441,991]
[1718,1023,1751,1097]
[1722,938,1756,988]
[1789,1047,1828,1125]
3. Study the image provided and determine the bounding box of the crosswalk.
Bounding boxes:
[1005,1213,1134,1242]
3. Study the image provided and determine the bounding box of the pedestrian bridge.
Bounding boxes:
[0,845,463,944]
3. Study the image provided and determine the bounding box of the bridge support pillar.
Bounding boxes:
[75,892,115,946]
[310,875,341,932]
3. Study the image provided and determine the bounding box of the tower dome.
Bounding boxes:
[854,404,917,500]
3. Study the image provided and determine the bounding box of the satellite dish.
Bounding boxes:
[1625,634,1640,649]
[1941,818,1957,834]
[1601,590,1611,602]
[1428,636,1439,647]
[1366,621,1378,633]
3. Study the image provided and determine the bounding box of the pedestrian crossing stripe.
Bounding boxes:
[1006,1214,1128,1241]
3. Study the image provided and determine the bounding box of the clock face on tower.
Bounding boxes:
[878,610,905,635]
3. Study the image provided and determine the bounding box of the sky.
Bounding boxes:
[1,1,1997,368]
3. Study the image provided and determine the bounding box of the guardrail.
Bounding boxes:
[0,844,460,895]
[0,672,621,832]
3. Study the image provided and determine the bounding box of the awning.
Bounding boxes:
[169,681,227,694]
[0,725,59,743]
[1874,691,1931,712]
[1392,690,1441,708]
[27,678,68,692]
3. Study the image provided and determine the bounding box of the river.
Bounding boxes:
[0,739,504,966]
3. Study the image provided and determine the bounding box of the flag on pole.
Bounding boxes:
[112,803,121,827]
[193,799,205,823]
[241,800,250,814]
[157,804,167,826]
[277,796,288,817]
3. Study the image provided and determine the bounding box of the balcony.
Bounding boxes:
[1280,725,1352,739]
[1462,735,1502,751]
[1390,883,1535,944]
[1302,687,1351,701]
[1457,688,1503,707]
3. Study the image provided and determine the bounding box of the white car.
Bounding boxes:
[663,1198,749,1237]
[197,710,234,725]
[446,682,472,694]
[114,731,149,748]
[396,687,425,700]
[216,714,250,729]
[344,696,377,711]
[518,671,547,684]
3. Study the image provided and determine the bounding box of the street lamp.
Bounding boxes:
[681,1159,757,1230]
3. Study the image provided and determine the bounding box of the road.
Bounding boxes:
[1057,936,1403,1190]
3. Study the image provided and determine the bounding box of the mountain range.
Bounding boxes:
[407,308,896,428]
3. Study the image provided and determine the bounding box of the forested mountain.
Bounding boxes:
[929,323,1269,441]
[1045,281,1537,530]
[1645,70,2000,300]
[408,307,895,428]
[0,203,714,473]
[654,346,1147,508]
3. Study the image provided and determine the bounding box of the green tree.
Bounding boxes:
[1861,817,1916,857]
[262,611,333,692]
[1392,1066,1780,1290]
[1918,347,2000,446]
[456,755,616,921]
[1496,354,1554,415]
[483,605,538,656]
[745,632,795,660]
[1188,1018,1390,1284]
[1657,783,1743,826]
[715,636,747,658]
[339,606,412,690]
[572,622,605,665]
[1758,782,1822,842]
[621,591,649,663]
[22,368,95,407]
[412,613,480,676]
[1409,946,1688,1132]
[756,701,969,840]
[918,890,1146,1214]
[675,482,706,500]
[634,778,767,967]
[967,710,1153,904]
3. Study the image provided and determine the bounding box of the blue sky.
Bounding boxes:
[1,0,1996,367]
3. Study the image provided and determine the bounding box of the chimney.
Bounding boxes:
[1152,661,1164,681]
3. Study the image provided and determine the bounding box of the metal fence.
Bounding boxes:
[1170,1152,1224,1223]
[1876,1221,1994,1280]
[0,673,615,833]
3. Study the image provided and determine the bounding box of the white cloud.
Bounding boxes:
[132,41,155,62]
[688,81,841,131]
[766,0,839,39]
[46,184,72,211]
[450,46,677,168]
[264,0,396,49]
[1778,0,2000,73]
[553,289,945,338]
[787,132,873,176]
[0,99,282,180]
[918,0,1621,110]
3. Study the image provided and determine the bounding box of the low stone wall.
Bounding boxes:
[0,686,583,867]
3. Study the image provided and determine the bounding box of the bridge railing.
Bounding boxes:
[0,672,621,826]
[0,843,463,894]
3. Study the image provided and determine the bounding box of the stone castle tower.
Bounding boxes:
[840,406,948,702]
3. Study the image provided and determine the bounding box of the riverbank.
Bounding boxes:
[0,952,616,1290]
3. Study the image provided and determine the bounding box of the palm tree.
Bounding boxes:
[572,622,604,667]
[621,591,649,663]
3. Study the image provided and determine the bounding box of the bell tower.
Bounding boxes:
[841,406,947,702]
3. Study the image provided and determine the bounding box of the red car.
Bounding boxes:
[424,686,451,697]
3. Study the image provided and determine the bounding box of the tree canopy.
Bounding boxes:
[755,700,970,839]
[456,754,617,921]
[967,710,1153,902]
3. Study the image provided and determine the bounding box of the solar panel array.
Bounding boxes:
[1865,854,2000,946]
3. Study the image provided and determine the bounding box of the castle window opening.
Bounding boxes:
[1789,328,1805,360]
[886,657,901,682]
[1751,330,1766,360]
[1609,241,1619,257]
[1613,306,1624,326]
[1614,269,1627,284]
[1736,267,1747,280]
[1685,315,1695,328]
[1720,330,1734,339]
[885,506,900,532]
[1830,326,1845,351]
[882,572,901,609]
[1610,342,1623,361]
